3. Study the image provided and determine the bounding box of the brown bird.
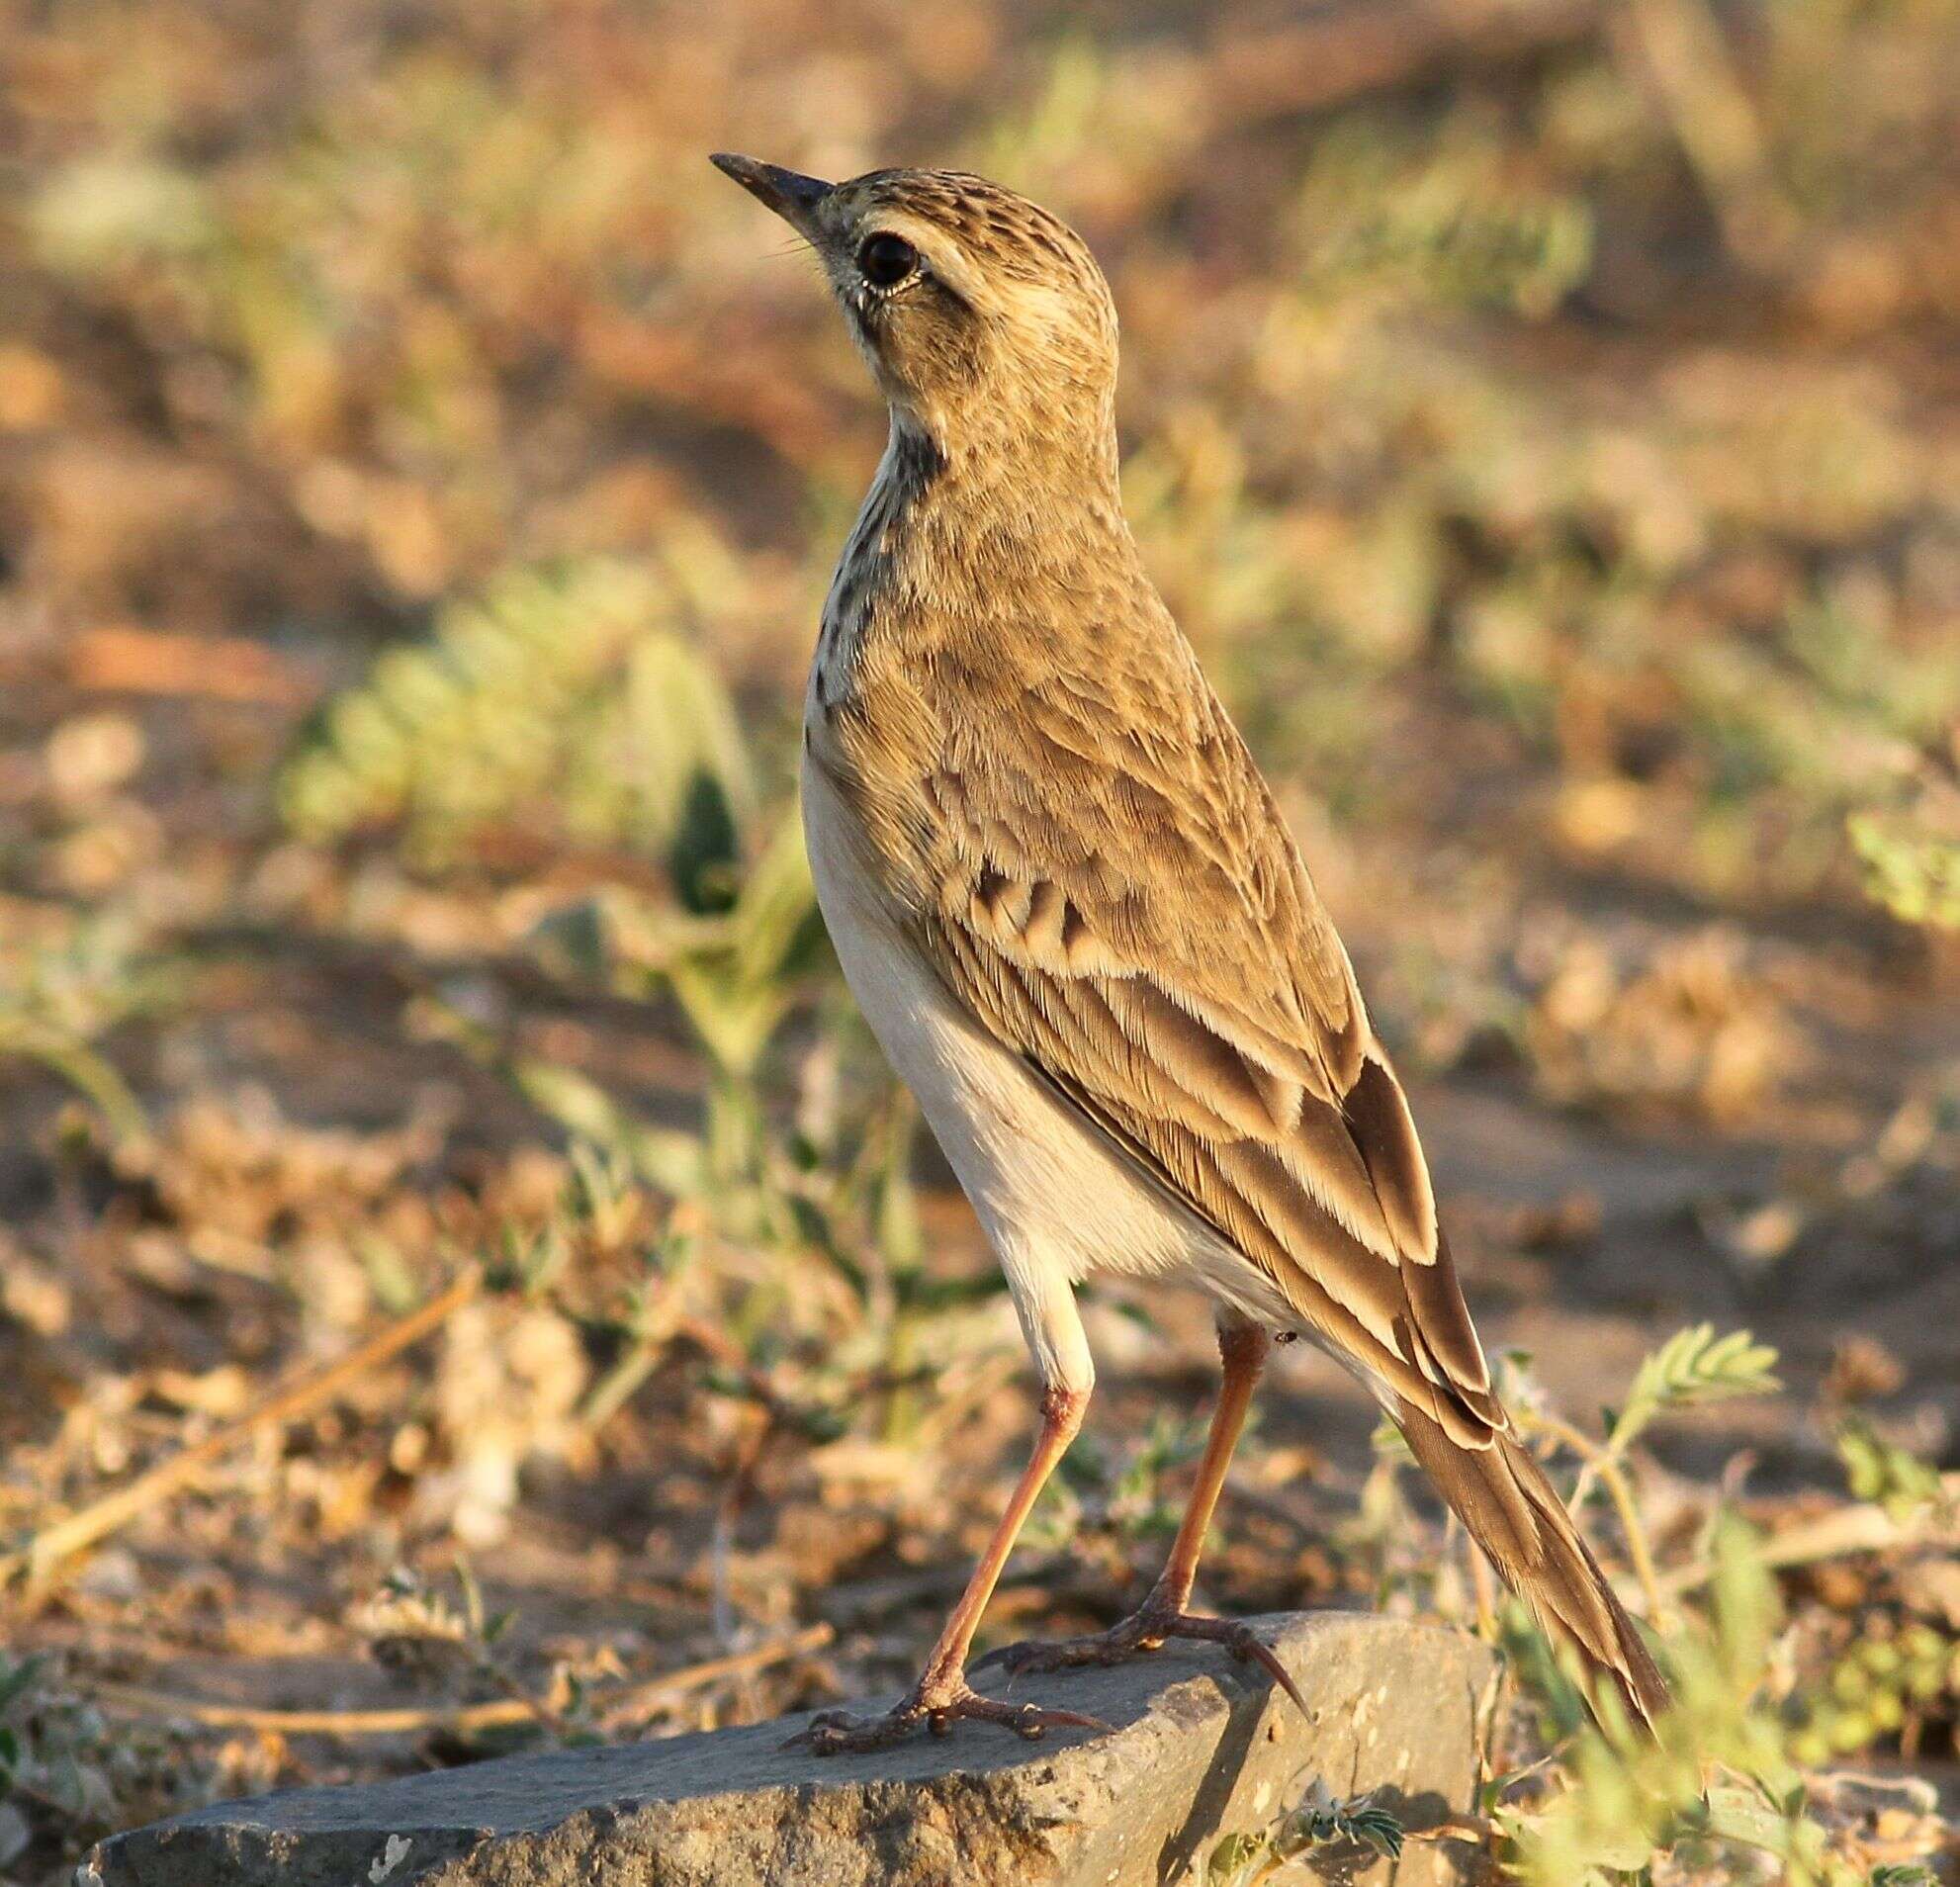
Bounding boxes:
[712,151,1669,1752]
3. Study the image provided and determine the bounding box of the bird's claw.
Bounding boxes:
[979,1610,1310,1720]
[782,1681,1109,1754]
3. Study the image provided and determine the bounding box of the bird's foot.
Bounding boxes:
[977,1607,1309,1718]
[782,1673,1110,1755]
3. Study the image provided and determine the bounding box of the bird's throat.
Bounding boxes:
[816,412,1133,699]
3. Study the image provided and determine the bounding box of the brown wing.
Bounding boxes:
[822,619,1503,1449]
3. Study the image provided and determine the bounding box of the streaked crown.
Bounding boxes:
[714,156,1118,458]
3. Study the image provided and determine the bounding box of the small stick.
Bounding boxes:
[68,626,320,707]
[1655,1477,1960,1599]
[1468,1542,1500,1645]
[1528,1409,1669,1628]
[1608,0,1800,271]
[79,1623,834,1737]
[0,1271,482,1593]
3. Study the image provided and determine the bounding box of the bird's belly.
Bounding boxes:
[801,749,1247,1303]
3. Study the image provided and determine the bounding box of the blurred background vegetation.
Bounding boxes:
[1,0,1958,1880]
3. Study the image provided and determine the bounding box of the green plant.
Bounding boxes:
[0,908,178,1145]
[1292,106,1595,318]
[1484,1323,1956,1883]
[1789,1617,1957,1769]
[1503,1325,1779,1623]
[1027,1411,1207,1557]
[0,1653,210,1874]
[1782,1422,1956,1770]
[1595,1323,1784,1471]
[1497,1515,1820,1884]
[351,1564,615,1752]
[281,554,760,874]
[293,546,845,1251]
[1850,792,1960,933]
[1835,1420,1952,1525]
[1207,1780,1405,1885]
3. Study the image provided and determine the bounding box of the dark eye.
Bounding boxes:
[857,232,918,289]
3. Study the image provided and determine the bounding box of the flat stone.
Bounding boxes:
[89,1612,1496,1887]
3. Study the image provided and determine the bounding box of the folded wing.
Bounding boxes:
[825,636,1504,1450]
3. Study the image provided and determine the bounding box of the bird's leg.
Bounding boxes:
[1128,1317,1269,1619]
[978,1318,1307,1715]
[788,1383,1110,1753]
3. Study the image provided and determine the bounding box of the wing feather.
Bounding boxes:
[818,608,1498,1445]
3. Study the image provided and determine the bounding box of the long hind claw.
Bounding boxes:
[781,1680,1109,1754]
[978,1609,1310,1720]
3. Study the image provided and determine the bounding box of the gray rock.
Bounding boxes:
[90,1612,1496,1887]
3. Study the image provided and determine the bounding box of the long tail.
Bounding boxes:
[1395,1394,1671,1733]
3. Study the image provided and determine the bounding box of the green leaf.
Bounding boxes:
[1204,1830,1264,1881]
[1835,1418,1949,1520]
[1849,809,1960,931]
[0,1657,49,1716]
[1607,1324,1780,1455]
[1340,1803,1406,1858]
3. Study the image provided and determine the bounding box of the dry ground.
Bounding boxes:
[2,0,1958,1880]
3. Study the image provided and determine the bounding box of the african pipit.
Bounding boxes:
[712,152,1670,1752]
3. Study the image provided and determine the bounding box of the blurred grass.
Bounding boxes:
[4,0,1956,918]
[1,1,1959,1882]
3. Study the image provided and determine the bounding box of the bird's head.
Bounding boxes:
[712,155,1118,466]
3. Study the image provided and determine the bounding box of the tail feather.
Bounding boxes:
[1395,1394,1671,1733]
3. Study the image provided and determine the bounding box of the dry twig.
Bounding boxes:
[1211,0,1606,127]
[1608,0,1800,271]
[79,1623,835,1738]
[1656,1477,1960,1600]
[0,1272,482,1596]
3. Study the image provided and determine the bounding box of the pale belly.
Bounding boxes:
[799,746,1295,1366]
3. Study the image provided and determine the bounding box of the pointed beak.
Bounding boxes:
[710,152,834,237]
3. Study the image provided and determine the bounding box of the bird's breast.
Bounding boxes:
[799,747,1281,1318]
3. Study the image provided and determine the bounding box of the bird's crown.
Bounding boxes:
[714,156,1118,456]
